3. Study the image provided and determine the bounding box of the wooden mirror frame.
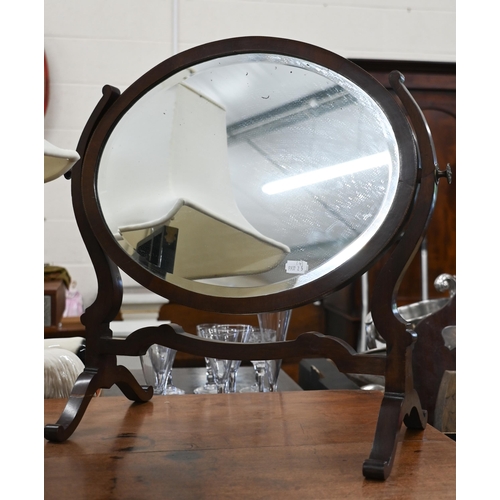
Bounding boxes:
[45,37,448,481]
[81,37,419,312]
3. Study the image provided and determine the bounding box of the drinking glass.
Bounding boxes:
[239,328,277,393]
[194,323,219,394]
[207,324,253,393]
[257,310,292,392]
[140,344,185,395]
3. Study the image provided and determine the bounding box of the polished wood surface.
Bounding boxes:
[361,60,456,306]
[324,61,456,344]
[45,391,455,499]
[157,302,326,381]
[44,316,86,339]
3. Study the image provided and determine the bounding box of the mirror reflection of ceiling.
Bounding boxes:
[97,53,400,295]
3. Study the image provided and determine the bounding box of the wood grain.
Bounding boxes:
[45,391,455,499]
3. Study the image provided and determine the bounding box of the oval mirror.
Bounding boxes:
[83,37,418,311]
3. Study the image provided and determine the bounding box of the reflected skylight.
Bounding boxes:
[261,152,391,195]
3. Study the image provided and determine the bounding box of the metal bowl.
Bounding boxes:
[364,274,455,350]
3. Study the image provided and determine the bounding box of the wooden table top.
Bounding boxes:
[44,390,456,499]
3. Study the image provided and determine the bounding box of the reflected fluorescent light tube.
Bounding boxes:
[262,152,391,195]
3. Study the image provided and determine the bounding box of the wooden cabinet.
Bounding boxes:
[357,59,456,305]
[44,280,66,328]
[324,60,456,347]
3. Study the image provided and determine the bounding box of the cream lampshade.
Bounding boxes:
[44,139,80,183]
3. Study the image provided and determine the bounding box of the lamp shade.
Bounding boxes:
[44,140,80,183]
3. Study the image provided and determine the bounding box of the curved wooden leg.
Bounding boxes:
[45,365,153,442]
[363,389,428,480]
[403,390,428,430]
[363,393,405,480]
[45,369,102,442]
[113,365,153,402]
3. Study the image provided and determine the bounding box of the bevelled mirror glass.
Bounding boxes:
[91,40,417,302]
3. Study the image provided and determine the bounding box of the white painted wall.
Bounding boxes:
[44,0,456,309]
